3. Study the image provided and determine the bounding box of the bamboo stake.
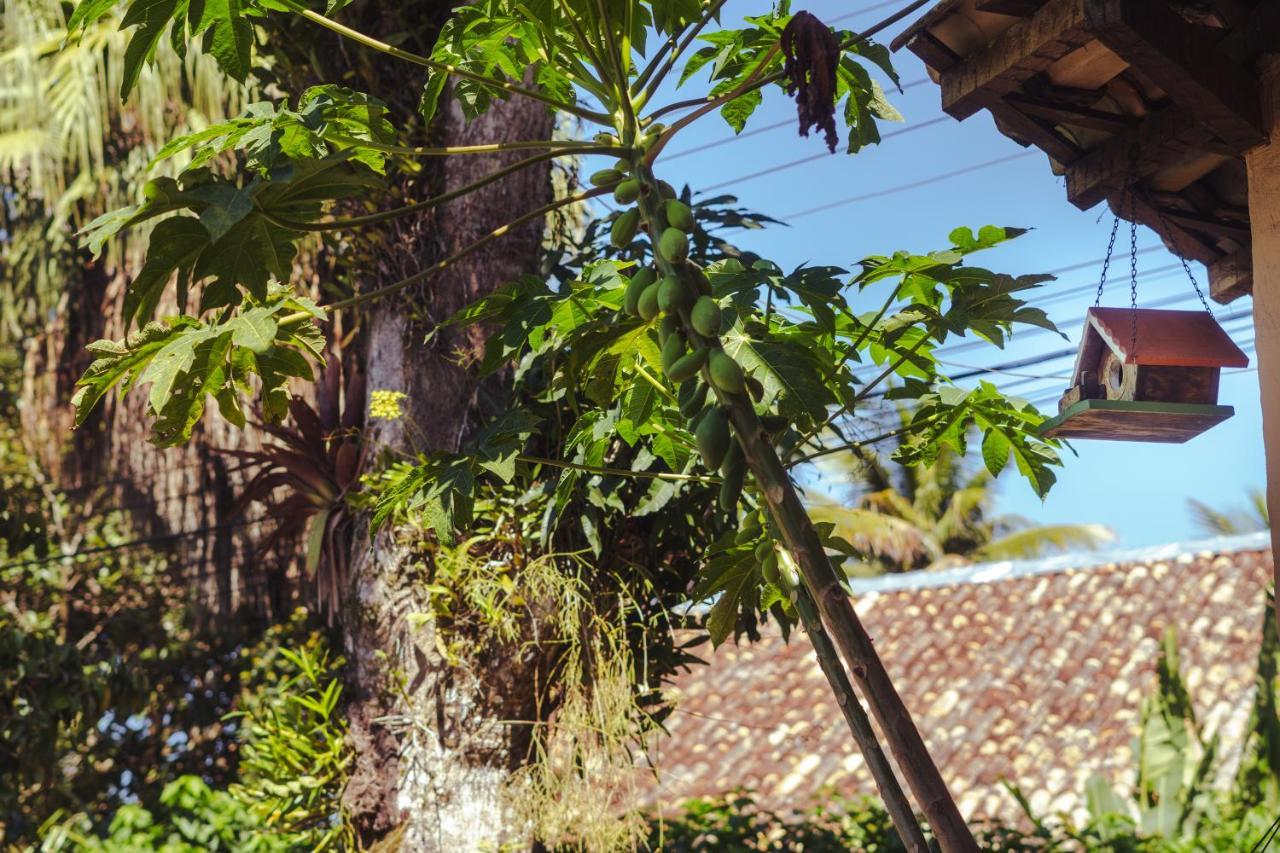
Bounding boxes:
[791,584,929,851]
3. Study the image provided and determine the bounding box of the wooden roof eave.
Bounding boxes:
[894,0,1268,305]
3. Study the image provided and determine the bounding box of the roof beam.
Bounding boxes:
[988,101,1084,163]
[1156,207,1252,242]
[1086,0,1264,152]
[977,0,1048,16]
[937,0,1263,148]
[939,0,1093,121]
[1065,105,1232,209]
[1111,188,1223,266]
[1004,92,1138,132]
[1208,246,1253,304]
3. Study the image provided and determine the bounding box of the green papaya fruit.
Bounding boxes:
[720,440,743,477]
[613,158,631,172]
[761,552,781,586]
[657,227,689,263]
[695,406,730,470]
[690,296,722,338]
[760,414,789,433]
[632,266,657,289]
[661,332,687,373]
[611,209,640,248]
[689,402,714,432]
[657,275,691,314]
[734,525,761,546]
[677,379,707,417]
[667,348,708,384]
[719,463,744,512]
[639,124,665,151]
[659,312,680,345]
[745,376,764,402]
[623,273,649,317]
[754,541,773,564]
[590,168,624,187]
[708,350,746,395]
[665,199,695,231]
[637,281,661,322]
[614,178,642,204]
[658,180,677,199]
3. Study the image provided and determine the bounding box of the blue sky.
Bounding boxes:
[639,0,1263,547]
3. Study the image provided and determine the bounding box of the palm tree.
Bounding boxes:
[1188,489,1269,536]
[810,424,1113,576]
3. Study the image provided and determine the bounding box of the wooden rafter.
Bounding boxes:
[976,0,1047,16]
[1112,188,1221,266]
[1208,247,1252,305]
[1156,207,1251,242]
[935,0,1262,148]
[1064,105,1231,209]
[1004,92,1137,132]
[939,0,1094,121]
[1087,0,1263,152]
[988,101,1083,163]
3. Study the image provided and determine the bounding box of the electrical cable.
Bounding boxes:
[659,75,935,163]
[698,116,952,191]
[780,151,1039,220]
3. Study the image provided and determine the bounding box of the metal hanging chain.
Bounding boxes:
[1127,173,1140,357]
[1135,182,1217,319]
[1093,214,1121,308]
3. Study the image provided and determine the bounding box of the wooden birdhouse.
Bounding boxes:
[1041,308,1249,442]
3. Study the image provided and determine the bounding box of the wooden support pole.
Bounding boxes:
[791,587,930,851]
[1246,55,1280,633]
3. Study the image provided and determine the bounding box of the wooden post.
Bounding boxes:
[1247,54,1280,632]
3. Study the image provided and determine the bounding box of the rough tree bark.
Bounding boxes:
[338,88,555,849]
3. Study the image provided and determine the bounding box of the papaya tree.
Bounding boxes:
[62,0,1066,848]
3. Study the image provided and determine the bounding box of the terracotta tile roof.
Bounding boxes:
[642,533,1273,826]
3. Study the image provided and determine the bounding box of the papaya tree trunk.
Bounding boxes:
[631,160,977,852]
[338,88,555,849]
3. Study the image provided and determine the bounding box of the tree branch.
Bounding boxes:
[635,0,730,106]
[323,135,623,157]
[644,0,933,145]
[517,454,718,483]
[278,187,608,325]
[276,0,613,124]
[259,146,625,232]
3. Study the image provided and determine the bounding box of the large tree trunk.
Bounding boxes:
[339,89,555,849]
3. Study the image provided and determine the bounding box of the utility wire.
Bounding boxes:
[662,77,933,162]
[699,116,951,191]
[781,151,1038,220]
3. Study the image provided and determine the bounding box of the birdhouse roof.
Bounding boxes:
[1070,307,1249,386]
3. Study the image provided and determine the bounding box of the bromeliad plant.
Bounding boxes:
[64,0,1067,847]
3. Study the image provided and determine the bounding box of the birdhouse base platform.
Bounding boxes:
[1040,399,1235,443]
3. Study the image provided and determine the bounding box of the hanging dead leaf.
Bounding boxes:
[781,11,840,154]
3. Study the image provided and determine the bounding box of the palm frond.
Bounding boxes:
[975,523,1115,561]
[810,501,943,570]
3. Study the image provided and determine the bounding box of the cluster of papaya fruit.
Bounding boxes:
[734,519,801,590]
[589,159,785,521]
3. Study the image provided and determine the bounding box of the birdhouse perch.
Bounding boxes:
[1041,308,1249,443]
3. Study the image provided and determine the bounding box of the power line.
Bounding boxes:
[661,78,935,163]
[699,116,951,191]
[780,151,1038,220]
[830,0,913,22]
